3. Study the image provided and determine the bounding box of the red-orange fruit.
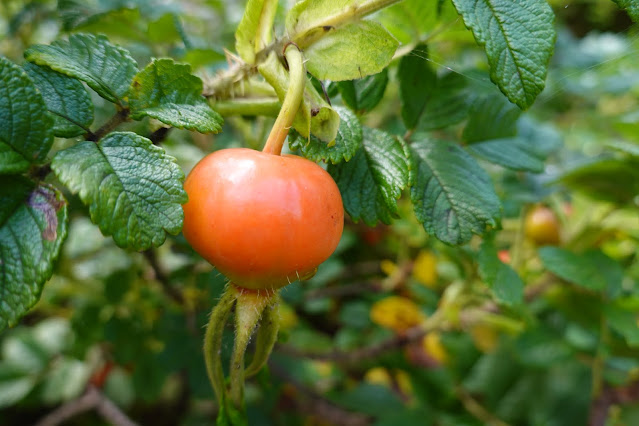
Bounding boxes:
[182,148,344,290]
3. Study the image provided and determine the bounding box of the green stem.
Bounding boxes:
[228,287,275,408]
[212,98,281,117]
[261,44,306,155]
[254,0,279,52]
[204,288,237,404]
[244,295,280,378]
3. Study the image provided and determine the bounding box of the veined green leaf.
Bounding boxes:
[0,57,53,174]
[612,0,639,22]
[289,106,362,164]
[51,132,187,250]
[468,137,545,173]
[129,59,223,133]
[410,137,501,245]
[0,177,68,332]
[398,44,437,130]
[463,95,521,143]
[25,33,138,106]
[23,62,93,138]
[337,69,389,114]
[328,127,409,225]
[451,0,555,109]
[304,20,398,81]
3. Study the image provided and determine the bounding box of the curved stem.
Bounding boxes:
[204,288,237,404]
[261,44,306,155]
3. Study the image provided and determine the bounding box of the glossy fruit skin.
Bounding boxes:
[524,205,560,245]
[182,148,344,290]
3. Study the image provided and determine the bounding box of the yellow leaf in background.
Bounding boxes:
[380,259,397,276]
[370,296,425,333]
[412,250,438,288]
[364,367,392,387]
[421,332,448,364]
[470,324,499,353]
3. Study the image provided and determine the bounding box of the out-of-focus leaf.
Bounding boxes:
[539,248,623,294]
[557,158,639,204]
[416,73,472,130]
[468,137,546,172]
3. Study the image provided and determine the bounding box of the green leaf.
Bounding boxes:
[416,72,472,130]
[0,57,54,174]
[398,44,437,130]
[337,69,389,114]
[328,127,409,225]
[492,264,524,306]
[235,0,278,64]
[463,95,521,143]
[605,302,639,347]
[478,237,523,305]
[0,177,68,331]
[51,132,187,250]
[538,248,622,293]
[304,20,398,81]
[468,137,545,172]
[129,59,223,133]
[409,137,501,245]
[557,158,639,204]
[612,0,639,22]
[25,33,139,105]
[22,62,94,138]
[289,106,362,164]
[451,0,555,109]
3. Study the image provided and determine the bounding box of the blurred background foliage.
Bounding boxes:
[1,0,639,425]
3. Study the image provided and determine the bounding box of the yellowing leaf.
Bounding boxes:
[380,259,398,276]
[412,250,438,288]
[421,332,448,364]
[364,367,392,387]
[470,324,499,353]
[370,296,425,333]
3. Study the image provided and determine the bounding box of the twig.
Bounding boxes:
[87,109,130,142]
[35,386,139,426]
[148,127,171,144]
[269,361,371,426]
[456,386,511,426]
[143,249,185,304]
[590,380,639,426]
[277,312,448,364]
